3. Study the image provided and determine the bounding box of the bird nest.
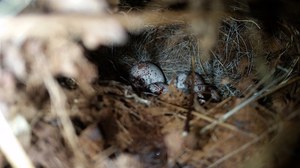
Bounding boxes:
[0,0,299,168]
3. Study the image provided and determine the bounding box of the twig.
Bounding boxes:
[158,100,257,138]
[206,97,232,115]
[259,76,300,99]
[93,146,118,166]
[184,56,196,134]
[116,120,133,144]
[244,67,275,98]
[33,47,88,168]
[208,107,300,168]
[252,102,277,120]
[207,125,277,168]
[200,71,295,134]
[0,104,34,168]
[191,111,257,138]
[200,91,260,134]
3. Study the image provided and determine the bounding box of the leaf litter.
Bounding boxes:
[0,0,300,168]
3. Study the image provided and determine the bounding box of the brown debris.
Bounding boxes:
[0,0,300,168]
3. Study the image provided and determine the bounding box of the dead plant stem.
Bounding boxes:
[158,100,256,138]
[33,50,87,168]
[0,108,34,168]
[207,125,276,168]
[200,70,295,134]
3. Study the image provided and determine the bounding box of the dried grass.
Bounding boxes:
[0,0,300,168]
